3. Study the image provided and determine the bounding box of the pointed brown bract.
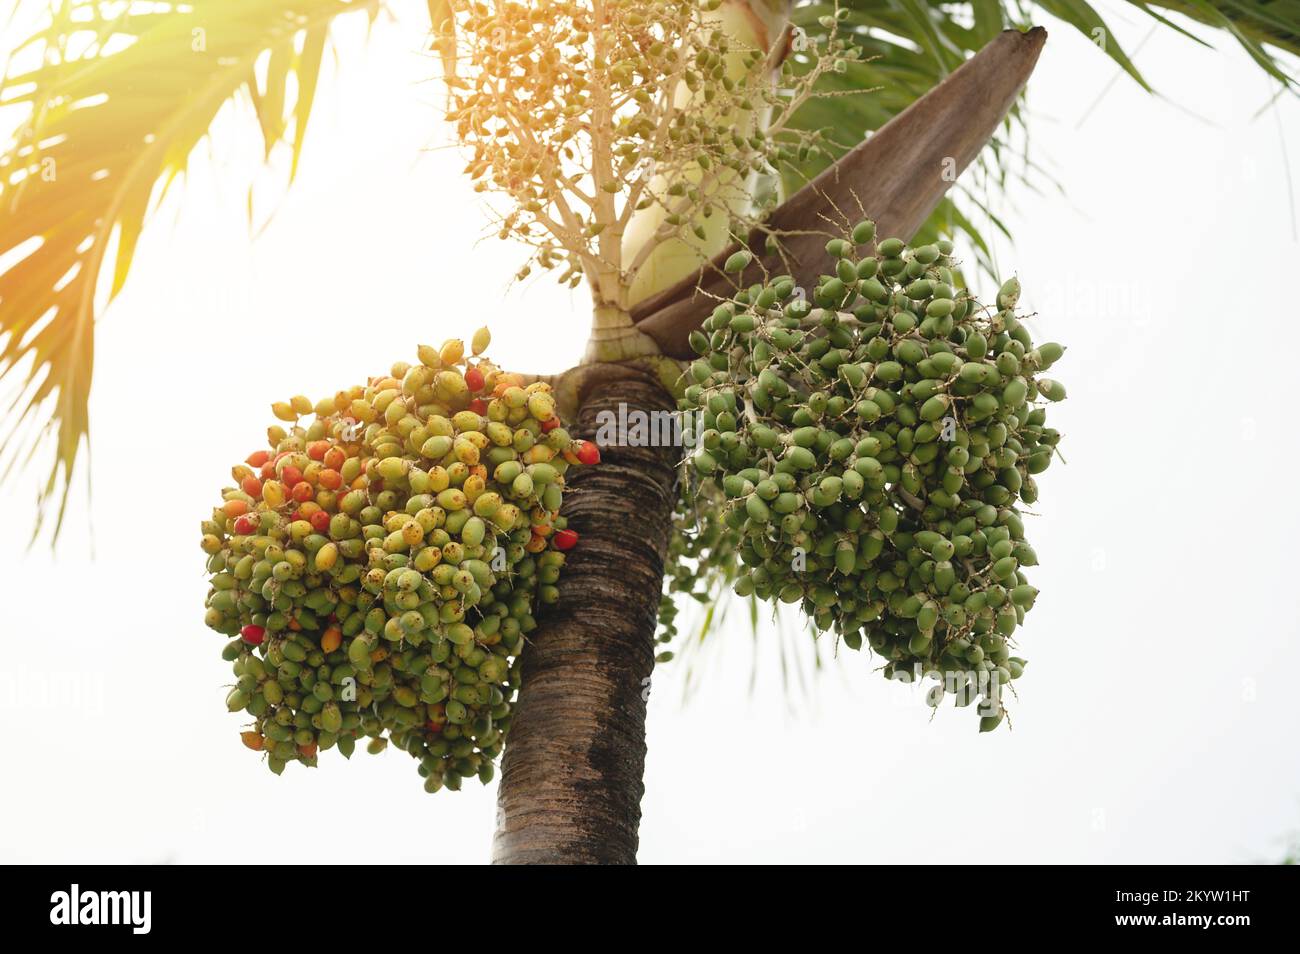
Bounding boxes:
[632,27,1048,359]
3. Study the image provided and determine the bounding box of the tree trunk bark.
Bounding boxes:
[491,365,679,864]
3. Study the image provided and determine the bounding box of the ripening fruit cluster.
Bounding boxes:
[200,328,600,791]
[678,222,1066,729]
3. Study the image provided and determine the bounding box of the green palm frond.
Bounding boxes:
[0,0,379,542]
[1154,0,1300,68]
[788,0,1300,276]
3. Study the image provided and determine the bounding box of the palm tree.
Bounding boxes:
[1,0,1295,863]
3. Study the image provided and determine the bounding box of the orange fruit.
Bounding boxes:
[321,627,342,653]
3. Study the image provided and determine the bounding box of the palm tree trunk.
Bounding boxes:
[491,365,679,864]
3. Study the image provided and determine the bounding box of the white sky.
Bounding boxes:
[1,4,1298,863]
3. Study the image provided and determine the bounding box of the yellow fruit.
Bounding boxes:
[272,401,297,422]
[472,327,491,355]
[452,410,483,433]
[414,547,442,571]
[437,489,467,511]
[372,388,400,415]
[462,474,485,501]
[472,491,501,517]
[427,466,451,492]
[493,503,521,530]
[427,415,454,437]
[413,508,438,533]
[453,438,480,465]
[436,371,468,400]
[440,339,465,366]
[528,393,556,421]
[290,395,313,415]
[315,542,339,571]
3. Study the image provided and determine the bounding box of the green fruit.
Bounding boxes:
[745,496,771,523]
[1037,378,1067,402]
[920,395,949,422]
[724,250,753,273]
[996,277,1021,310]
[851,220,876,245]
[1034,342,1065,369]
[1001,378,1028,407]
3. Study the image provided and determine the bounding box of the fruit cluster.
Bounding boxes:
[201,329,600,791]
[676,222,1065,728]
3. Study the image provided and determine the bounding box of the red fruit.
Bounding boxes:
[427,703,446,733]
[307,440,331,461]
[246,450,270,468]
[576,440,601,465]
[540,416,561,433]
[241,625,265,645]
[464,367,485,392]
[310,510,331,533]
[291,481,314,503]
[323,447,346,471]
[553,529,579,551]
[260,461,277,480]
[281,465,303,487]
[233,514,258,535]
[241,476,263,499]
[317,469,342,491]
[469,398,489,415]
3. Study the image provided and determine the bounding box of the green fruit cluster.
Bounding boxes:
[660,476,740,650]
[674,222,1065,728]
[202,335,589,791]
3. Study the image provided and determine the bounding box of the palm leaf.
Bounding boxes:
[787,0,1299,276]
[0,0,379,543]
